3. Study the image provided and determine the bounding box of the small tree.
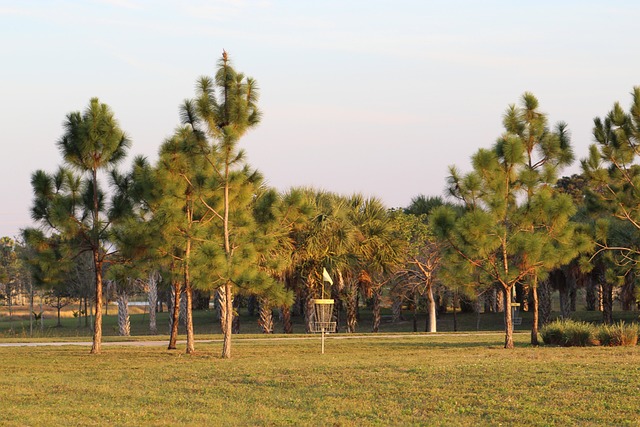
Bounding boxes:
[177,51,276,358]
[44,287,73,327]
[391,211,442,332]
[29,98,131,354]
[432,93,589,348]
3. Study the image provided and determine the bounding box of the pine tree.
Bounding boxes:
[432,93,589,348]
[28,98,130,354]
[176,51,268,358]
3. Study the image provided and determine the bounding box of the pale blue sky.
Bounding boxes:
[1,0,640,238]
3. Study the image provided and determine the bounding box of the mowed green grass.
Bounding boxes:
[2,334,640,426]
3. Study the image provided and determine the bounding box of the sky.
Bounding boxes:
[1,0,640,238]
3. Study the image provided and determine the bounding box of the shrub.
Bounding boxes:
[541,319,595,347]
[540,321,565,346]
[596,321,639,347]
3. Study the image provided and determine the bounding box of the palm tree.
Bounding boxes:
[346,195,402,333]
[289,190,354,332]
[251,188,310,333]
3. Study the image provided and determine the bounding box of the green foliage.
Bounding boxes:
[20,229,73,290]
[57,98,130,172]
[582,87,640,262]
[434,92,590,347]
[540,319,596,347]
[596,321,639,346]
[28,97,133,352]
[404,195,443,216]
[542,319,640,347]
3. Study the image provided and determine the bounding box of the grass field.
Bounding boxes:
[1,333,640,426]
[2,303,639,425]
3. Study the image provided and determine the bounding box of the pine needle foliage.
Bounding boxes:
[582,87,640,264]
[432,93,590,349]
[152,51,281,357]
[27,98,131,354]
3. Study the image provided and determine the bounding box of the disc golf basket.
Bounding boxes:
[512,302,522,326]
[312,298,336,354]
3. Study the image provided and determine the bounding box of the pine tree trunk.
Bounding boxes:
[426,284,437,333]
[221,282,233,358]
[168,280,181,350]
[148,271,158,335]
[531,277,539,346]
[503,286,514,349]
[371,288,381,333]
[217,287,227,332]
[258,297,273,334]
[185,283,195,354]
[117,290,130,337]
[184,232,195,355]
[90,256,103,355]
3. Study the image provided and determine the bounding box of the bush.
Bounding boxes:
[596,321,639,347]
[540,321,565,346]
[541,319,595,347]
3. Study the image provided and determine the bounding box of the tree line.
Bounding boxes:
[3,52,640,355]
